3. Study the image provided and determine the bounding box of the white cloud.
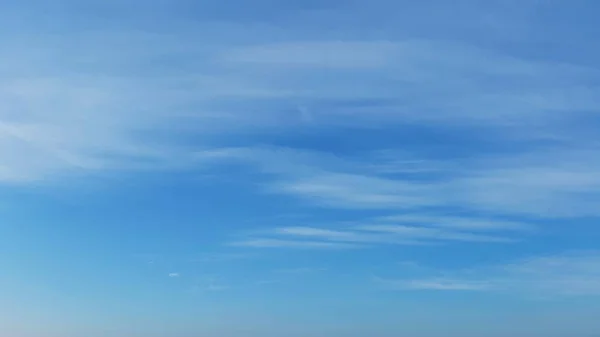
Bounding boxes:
[275,227,374,242]
[356,225,516,243]
[374,214,536,232]
[2,24,599,185]
[453,149,600,217]
[0,72,194,182]
[377,278,491,291]
[378,251,600,297]
[206,145,600,218]
[3,12,600,268]
[273,172,439,209]
[230,238,361,249]
[234,218,522,250]
[218,39,600,130]
[168,273,180,278]
[201,148,598,224]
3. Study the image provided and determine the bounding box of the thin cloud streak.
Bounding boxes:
[206,145,600,218]
[233,222,519,250]
[229,238,362,249]
[378,251,600,297]
[374,215,536,232]
[377,277,491,291]
[356,225,516,243]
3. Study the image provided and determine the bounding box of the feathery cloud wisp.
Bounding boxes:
[233,215,525,250]
[378,251,600,297]
[207,145,600,218]
[3,23,600,185]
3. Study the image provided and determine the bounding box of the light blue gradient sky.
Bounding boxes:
[2,1,600,336]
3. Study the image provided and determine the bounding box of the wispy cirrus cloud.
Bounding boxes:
[231,215,528,250]
[207,145,600,218]
[4,1,600,335]
[274,172,438,210]
[4,1,600,275]
[210,144,598,253]
[230,238,361,250]
[3,20,600,185]
[377,251,600,297]
[356,225,516,243]
[217,39,600,132]
[374,215,536,232]
[377,278,491,291]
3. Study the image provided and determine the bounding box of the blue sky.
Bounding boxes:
[2,0,600,336]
